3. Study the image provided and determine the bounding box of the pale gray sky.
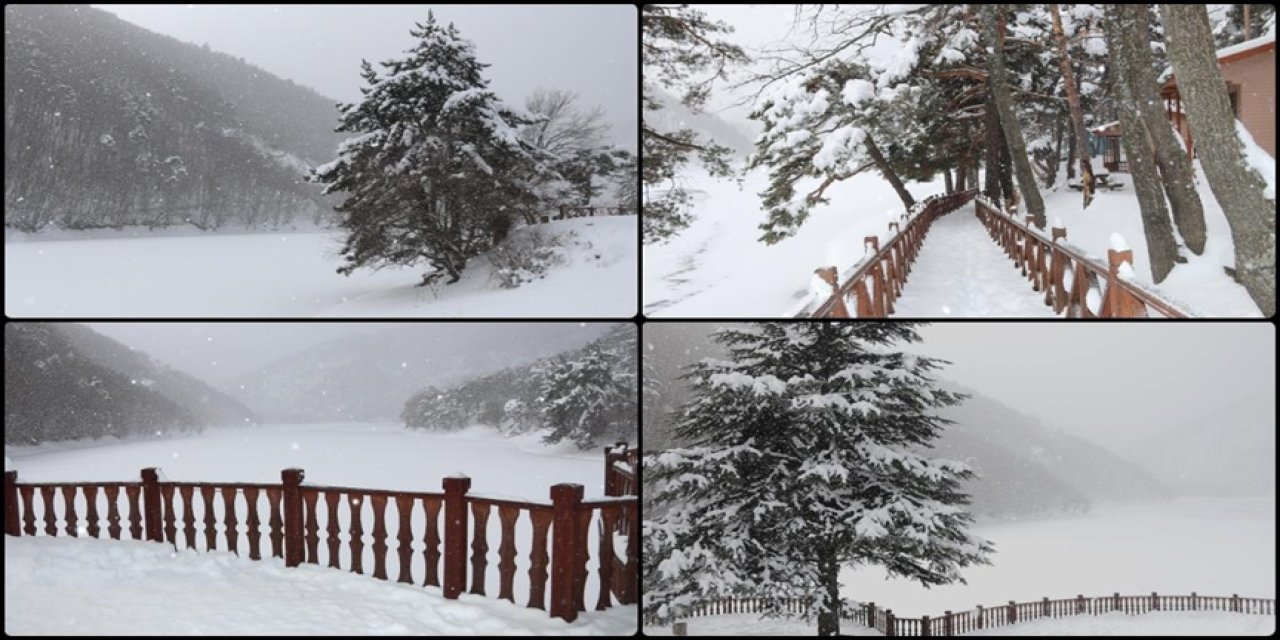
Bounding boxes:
[93,4,637,148]
[909,322,1275,450]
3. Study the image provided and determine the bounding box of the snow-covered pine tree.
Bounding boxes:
[314,12,555,285]
[644,322,992,636]
[539,344,635,450]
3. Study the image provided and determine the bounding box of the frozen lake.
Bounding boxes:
[4,217,637,317]
[840,497,1277,617]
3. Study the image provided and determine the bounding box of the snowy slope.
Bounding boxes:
[5,216,637,317]
[643,164,944,317]
[5,535,636,636]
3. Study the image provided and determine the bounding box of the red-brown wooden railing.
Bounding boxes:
[973,196,1193,318]
[536,206,637,224]
[844,592,1275,636]
[798,190,978,318]
[604,442,639,605]
[3,454,638,624]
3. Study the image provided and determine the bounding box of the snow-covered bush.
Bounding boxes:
[488,230,569,289]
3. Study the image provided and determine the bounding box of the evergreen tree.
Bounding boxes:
[644,322,992,636]
[539,345,635,449]
[314,12,554,285]
[641,4,746,243]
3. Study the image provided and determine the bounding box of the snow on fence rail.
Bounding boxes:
[534,206,637,224]
[3,448,639,624]
[972,196,1193,318]
[844,592,1274,636]
[798,190,978,318]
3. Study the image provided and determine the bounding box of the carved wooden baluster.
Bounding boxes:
[303,490,319,564]
[102,486,120,539]
[595,505,618,610]
[63,486,78,536]
[423,496,442,587]
[244,487,261,560]
[325,491,341,569]
[497,506,519,603]
[20,486,37,536]
[223,488,238,554]
[527,508,553,610]
[161,485,176,544]
[469,501,491,596]
[348,494,365,574]
[395,495,414,584]
[179,486,196,549]
[84,486,101,539]
[201,486,217,550]
[125,485,142,540]
[266,488,283,558]
[371,494,389,580]
[42,486,59,536]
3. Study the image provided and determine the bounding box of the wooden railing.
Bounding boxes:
[604,442,639,605]
[536,206,636,224]
[845,592,1275,636]
[642,595,818,627]
[973,196,1193,318]
[4,457,638,624]
[799,190,977,318]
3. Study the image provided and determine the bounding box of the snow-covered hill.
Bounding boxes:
[226,323,616,423]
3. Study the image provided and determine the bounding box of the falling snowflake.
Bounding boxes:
[291,443,300,451]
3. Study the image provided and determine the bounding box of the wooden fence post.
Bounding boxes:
[922,615,931,637]
[1076,594,1085,614]
[603,445,618,496]
[944,611,953,636]
[550,482,584,622]
[1042,597,1049,618]
[885,609,895,637]
[1113,592,1121,612]
[1009,600,1017,624]
[1152,591,1159,611]
[1232,594,1240,613]
[1192,592,1198,611]
[443,474,472,600]
[281,468,305,567]
[141,468,163,543]
[4,470,17,537]
[976,604,984,629]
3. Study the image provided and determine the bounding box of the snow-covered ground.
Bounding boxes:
[1041,161,1263,317]
[643,612,883,636]
[892,209,1057,317]
[965,610,1274,636]
[4,216,637,317]
[643,164,943,317]
[5,536,635,636]
[841,497,1275,617]
[5,424,637,635]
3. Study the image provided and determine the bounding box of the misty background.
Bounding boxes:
[93,4,638,149]
[644,322,1276,517]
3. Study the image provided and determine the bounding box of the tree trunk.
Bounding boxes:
[817,553,842,636]
[1162,4,1275,315]
[1046,108,1065,188]
[982,4,1047,227]
[983,97,1002,201]
[1050,3,1095,207]
[1112,4,1207,254]
[944,167,954,194]
[998,126,1016,207]
[864,133,916,209]
[1114,73,1180,282]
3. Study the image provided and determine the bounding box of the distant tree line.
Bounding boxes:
[401,325,636,449]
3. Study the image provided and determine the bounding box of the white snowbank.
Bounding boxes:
[644,612,883,636]
[4,536,636,636]
[1236,121,1276,200]
[5,215,636,318]
[4,456,11,472]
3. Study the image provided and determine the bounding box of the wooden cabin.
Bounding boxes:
[1090,33,1275,173]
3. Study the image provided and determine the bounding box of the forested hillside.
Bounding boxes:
[402,324,636,449]
[4,323,257,445]
[3,4,343,231]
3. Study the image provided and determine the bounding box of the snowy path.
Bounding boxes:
[643,613,883,636]
[892,207,1058,317]
[5,536,636,635]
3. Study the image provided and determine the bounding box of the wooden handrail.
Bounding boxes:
[973,196,1193,318]
[798,190,978,318]
[4,448,639,624]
